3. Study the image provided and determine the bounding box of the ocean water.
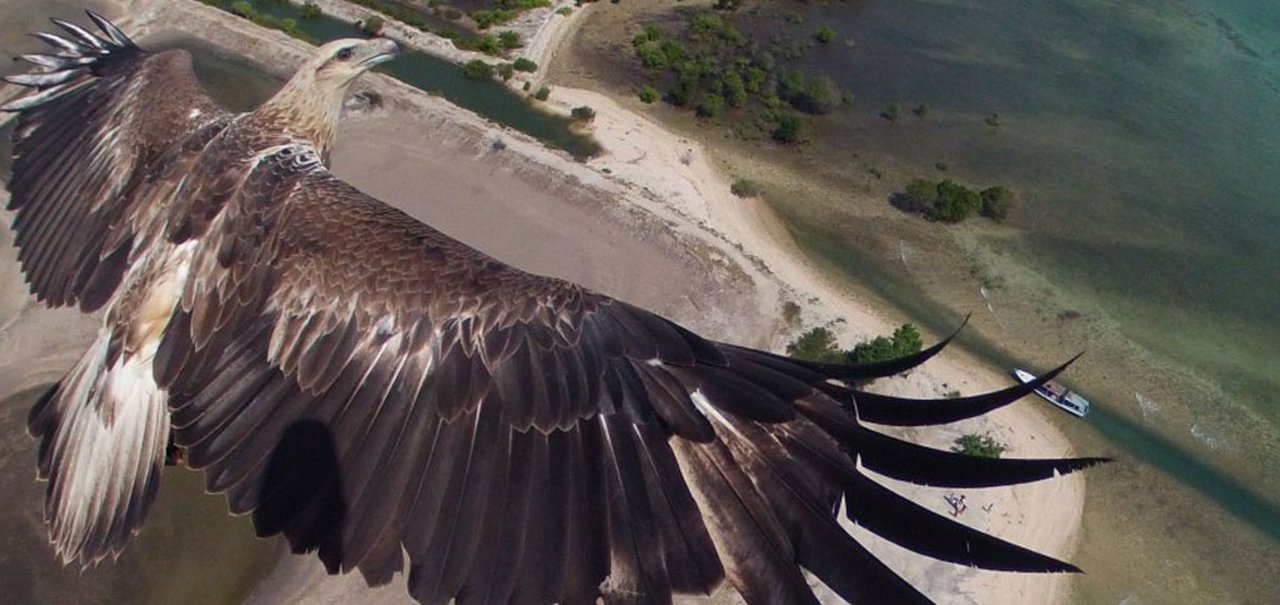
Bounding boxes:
[737,0,1280,600]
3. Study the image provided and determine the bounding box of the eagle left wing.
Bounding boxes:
[3,12,229,310]
[146,156,1105,604]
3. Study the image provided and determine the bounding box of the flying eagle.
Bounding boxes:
[4,13,1104,605]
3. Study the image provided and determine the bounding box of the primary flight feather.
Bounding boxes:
[4,13,1105,604]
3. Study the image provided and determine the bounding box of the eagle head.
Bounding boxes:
[254,37,400,154]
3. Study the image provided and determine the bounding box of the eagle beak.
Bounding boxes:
[360,38,400,68]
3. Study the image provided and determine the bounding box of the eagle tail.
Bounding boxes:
[27,328,170,567]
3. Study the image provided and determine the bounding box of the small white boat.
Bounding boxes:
[1013,368,1090,417]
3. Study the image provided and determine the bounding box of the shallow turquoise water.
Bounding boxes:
[757,2,1278,442]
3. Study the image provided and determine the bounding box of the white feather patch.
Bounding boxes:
[43,329,170,566]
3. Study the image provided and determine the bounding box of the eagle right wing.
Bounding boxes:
[3,12,229,311]
[150,158,1106,604]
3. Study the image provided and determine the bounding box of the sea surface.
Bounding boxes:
[736,0,1279,602]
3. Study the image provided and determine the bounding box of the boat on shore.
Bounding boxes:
[1013,368,1090,417]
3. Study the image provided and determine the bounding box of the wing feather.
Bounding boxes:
[4,16,227,309]
[144,149,1099,603]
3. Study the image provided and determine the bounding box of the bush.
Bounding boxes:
[882,102,900,121]
[571,105,596,122]
[638,85,658,104]
[534,85,551,101]
[499,30,523,49]
[848,324,923,364]
[786,327,846,364]
[472,9,517,29]
[770,111,803,143]
[931,179,982,222]
[359,15,385,36]
[470,34,505,56]
[980,186,1014,222]
[696,93,725,117]
[952,433,1008,458]
[496,62,515,80]
[301,2,322,18]
[462,59,493,79]
[513,57,538,72]
[730,178,762,198]
[815,26,837,44]
[913,103,929,117]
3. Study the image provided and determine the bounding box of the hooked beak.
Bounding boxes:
[359,38,399,68]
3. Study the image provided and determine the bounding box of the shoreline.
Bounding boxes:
[0,1,1085,603]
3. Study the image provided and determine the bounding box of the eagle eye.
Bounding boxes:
[336,47,354,61]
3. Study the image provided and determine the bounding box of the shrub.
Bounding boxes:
[638,85,658,103]
[786,327,845,364]
[980,186,1014,222]
[848,324,923,364]
[496,62,515,80]
[931,179,982,222]
[815,26,837,44]
[556,7,573,16]
[571,105,596,122]
[730,178,762,198]
[913,103,929,117]
[770,111,803,143]
[696,93,724,117]
[534,85,551,101]
[472,9,517,30]
[952,433,1008,458]
[359,15,385,36]
[462,59,493,79]
[301,2,322,19]
[499,30,523,49]
[513,57,538,72]
[882,102,900,121]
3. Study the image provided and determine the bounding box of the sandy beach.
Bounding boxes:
[0,1,1086,603]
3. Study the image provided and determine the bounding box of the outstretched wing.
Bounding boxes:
[3,12,228,310]
[150,156,1105,604]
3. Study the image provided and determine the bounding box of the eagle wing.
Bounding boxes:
[4,13,228,311]
[150,153,1105,604]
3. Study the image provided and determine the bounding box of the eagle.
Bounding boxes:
[3,13,1104,605]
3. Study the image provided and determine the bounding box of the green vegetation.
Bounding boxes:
[815,26,837,44]
[472,9,517,29]
[730,177,762,198]
[463,59,494,79]
[628,10,845,143]
[556,7,573,16]
[215,1,312,43]
[696,93,725,117]
[913,102,929,117]
[638,84,658,104]
[533,84,551,101]
[359,15,385,36]
[513,57,538,72]
[848,324,923,363]
[952,433,1008,458]
[786,324,924,365]
[785,327,846,364]
[300,2,321,19]
[769,110,803,143]
[347,0,431,33]
[882,102,900,121]
[979,185,1014,222]
[496,62,515,80]
[473,34,504,55]
[570,105,596,122]
[499,30,523,49]
[896,179,1013,223]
